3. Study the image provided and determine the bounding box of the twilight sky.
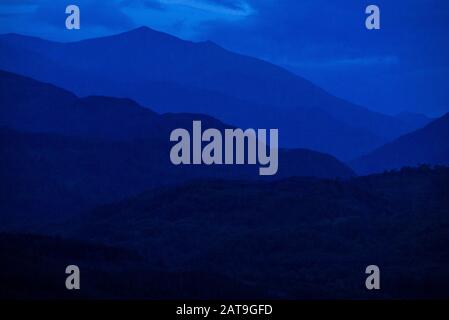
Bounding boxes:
[1,0,448,116]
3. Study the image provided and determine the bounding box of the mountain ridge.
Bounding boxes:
[54,166,449,299]
[1,70,356,229]
[350,113,449,174]
[0,26,424,159]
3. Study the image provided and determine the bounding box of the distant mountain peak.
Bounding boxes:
[128,25,160,35]
[135,25,151,31]
[198,39,221,48]
[114,26,224,50]
[115,25,185,42]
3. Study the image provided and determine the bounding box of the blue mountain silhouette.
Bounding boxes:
[351,113,449,174]
[55,167,449,299]
[0,70,355,229]
[0,27,422,159]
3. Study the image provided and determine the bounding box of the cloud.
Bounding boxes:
[119,0,165,10]
[291,56,400,69]
[161,0,254,16]
[203,0,249,11]
[0,0,135,40]
[0,0,137,41]
[119,0,253,16]
[33,0,134,30]
[0,0,37,5]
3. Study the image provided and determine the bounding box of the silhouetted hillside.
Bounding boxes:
[0,28,422,159]
[0,233,263,299]
[2,165,448,299]
[53,166,449,299]
[0,71,355,229]
[0,69,360,180]
[0,126,354,230]
[0,70,168,141]
[351,114,449,174]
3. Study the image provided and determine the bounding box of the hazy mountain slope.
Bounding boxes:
[0,69,377,159]
[395,111,433,129]
[0,71,355,229]
[351,113,449,174]
[0,70,354,180]
[72,78,386,159]
[0,70,165,140]
[0,28,420,159]
[0,127,354,230]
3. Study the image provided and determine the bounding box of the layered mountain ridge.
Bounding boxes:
[0,27,424,159]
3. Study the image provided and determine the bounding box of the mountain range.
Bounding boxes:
[0,27,448,300]
[0,70,355,229]
[0,27,427,160]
